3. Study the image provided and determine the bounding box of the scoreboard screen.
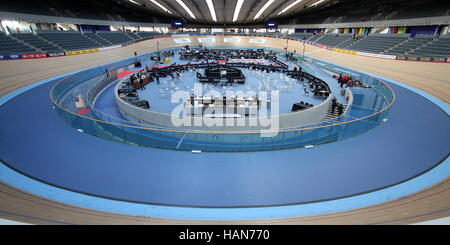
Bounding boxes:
[265,20,278,28]
[171,19,186,28]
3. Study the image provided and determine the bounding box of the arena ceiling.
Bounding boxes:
[123,0,336,24]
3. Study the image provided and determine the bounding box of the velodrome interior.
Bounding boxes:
[0,0,449,225]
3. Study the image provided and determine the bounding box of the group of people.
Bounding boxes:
[337,74,354,88]
[284,51,297,61]
[335,73,371,88]
[331,97,345,115]
[161,51,175,57]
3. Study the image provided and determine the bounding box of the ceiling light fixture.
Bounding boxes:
[128,0,140,5]
[233,0,245,22]
[176,0,197,19]
[149,0,172,14]
[206,0,217,22]
[309,0,325,7]
[277,0,303,15]
[253,0,275,20]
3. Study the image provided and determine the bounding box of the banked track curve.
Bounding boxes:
[0,36,449,224]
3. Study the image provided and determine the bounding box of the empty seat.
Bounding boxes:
[287,33,313,40]
[12,33,64,53]
[316,34,353,47]
[0,32,38,55]
[409,37,450,57]
[84,33,112,47]
[136,32,159,39]
[345,35,408,53]
[125,32,142,41]
[385,36,434,55]
[308,34,324,42]
[96,31,134,45]
[38,31,100,50]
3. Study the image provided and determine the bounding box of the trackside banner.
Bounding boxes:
[99,45,122,51]
[333,48,357,55]
[173,38,191,44]
[357,51,396,59]
[172,34,190,37]
[418,57,432,62]
[431,57,446,62]
[198,37,216,43]
[47,52,66,57]
[397,56,447,62]
[0,54,21,60]
[1,53,60,59]
[298,40,325,49]
[224,37,241,43]
[21,53,47,59]
[248,38,266,44]
[65,48,99,56]
[153,35,171,39]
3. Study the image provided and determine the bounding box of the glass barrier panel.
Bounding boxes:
[50,48,395,152]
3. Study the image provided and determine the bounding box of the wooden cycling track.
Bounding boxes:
[0,36,449,225]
